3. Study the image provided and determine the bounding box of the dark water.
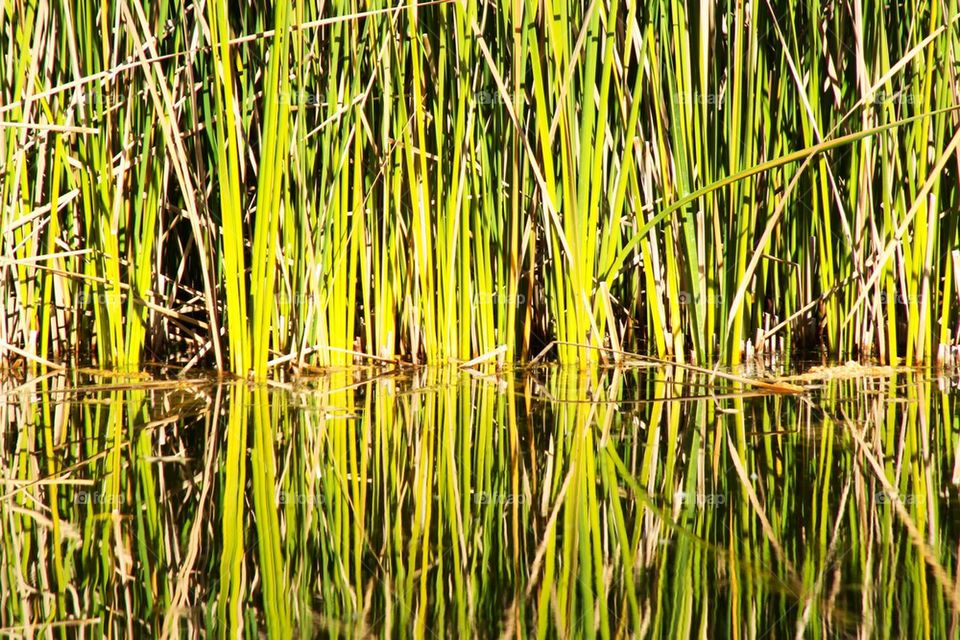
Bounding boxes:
[2,365,959,637]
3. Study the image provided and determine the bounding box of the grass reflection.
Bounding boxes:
[0,366,957,637]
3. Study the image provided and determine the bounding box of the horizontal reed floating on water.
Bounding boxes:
[2,0,960,375]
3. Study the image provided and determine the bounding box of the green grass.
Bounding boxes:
[2,0,960,374]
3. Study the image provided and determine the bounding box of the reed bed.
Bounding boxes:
[0,366,957,636]
[2,0,960,374]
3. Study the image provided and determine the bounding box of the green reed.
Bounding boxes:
[2,0,960,372]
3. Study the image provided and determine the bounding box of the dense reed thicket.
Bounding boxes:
[2,0,960,375]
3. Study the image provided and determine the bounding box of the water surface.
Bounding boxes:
[2,365,958,637]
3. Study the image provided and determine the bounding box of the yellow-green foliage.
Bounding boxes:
[2,0,960,373]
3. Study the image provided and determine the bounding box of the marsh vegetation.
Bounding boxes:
[3,0,960,372]
[3,0,960,637]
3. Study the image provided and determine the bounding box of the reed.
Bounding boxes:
[2,0,960,373]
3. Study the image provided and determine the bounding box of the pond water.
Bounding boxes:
[2,365,959,637]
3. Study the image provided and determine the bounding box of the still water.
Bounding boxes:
[2,365,958,637]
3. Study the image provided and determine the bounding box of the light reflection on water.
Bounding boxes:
[1,365,958,637]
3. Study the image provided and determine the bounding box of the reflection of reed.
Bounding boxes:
[0,367,957,637]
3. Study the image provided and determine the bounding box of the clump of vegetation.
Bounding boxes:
[2,0,959,376]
